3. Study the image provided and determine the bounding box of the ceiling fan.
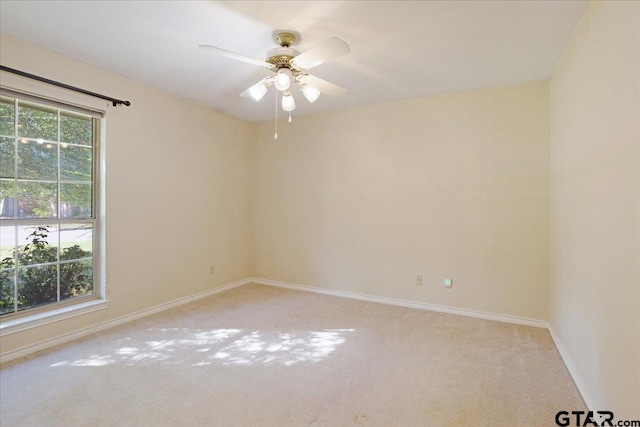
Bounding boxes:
[199,31,350,115]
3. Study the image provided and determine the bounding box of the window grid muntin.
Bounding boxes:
[13,98,18,307]
[0,94,98,317]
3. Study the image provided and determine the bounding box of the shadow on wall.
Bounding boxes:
[50,328,355,368]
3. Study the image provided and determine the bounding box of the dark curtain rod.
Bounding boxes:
[0,65,131,107]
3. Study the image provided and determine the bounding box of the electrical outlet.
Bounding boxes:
[444,278,452,288]
[416,275,423,286]
[210,265,215,275]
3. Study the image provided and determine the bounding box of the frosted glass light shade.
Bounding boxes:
[302,84,321,103]
[249,82,269,101]
[282,92,295,111]
[275,68,293,91]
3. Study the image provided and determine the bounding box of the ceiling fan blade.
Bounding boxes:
[298,74,347,97]
[290,37,350,70]
[199,44,276,70]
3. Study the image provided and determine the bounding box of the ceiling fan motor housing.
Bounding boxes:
[266,32,300,70]
[266,47,299,69]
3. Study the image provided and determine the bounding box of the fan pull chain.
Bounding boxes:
[274,88,278,140]
[288,111,292,123]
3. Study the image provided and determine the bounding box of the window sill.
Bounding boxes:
[0,299,110,337]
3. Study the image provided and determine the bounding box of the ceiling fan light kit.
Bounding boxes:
[249,79,270,101]
[301,84,321,103]
[281,91,295,112]
[200,31,350,139]
[275,68,293,91]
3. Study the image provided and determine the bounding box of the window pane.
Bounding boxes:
[17,264,57,311]
[1,225,15,263]
[3,95,98,316]
[60,144,91,181]
[17,139,58,180]
[0,96,15,136]
[60,224,92,259]
[61,259,92,300]
[0,137,15,178]
[16,225,58,266]
[17,181,57,218]
[0,268,15,314]
[0,179,15,219]
[60,183,91,218]
[61,112,92,146]
[17,101,57,141]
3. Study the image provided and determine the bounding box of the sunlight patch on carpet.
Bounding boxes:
[49,328,354,367]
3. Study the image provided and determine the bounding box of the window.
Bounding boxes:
[0,93,100,318]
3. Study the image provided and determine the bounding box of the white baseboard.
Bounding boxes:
[252,278,598,405]
[250,278,549,329]
[0,278,251,365]
[548,326,594,411]
[3,274,589,413]
[251,278,595,411]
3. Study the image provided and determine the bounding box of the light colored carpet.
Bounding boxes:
[0,283,585,426]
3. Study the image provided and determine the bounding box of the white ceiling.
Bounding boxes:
[0,0,587,123]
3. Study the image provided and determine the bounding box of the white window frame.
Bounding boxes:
[0,88,108,336]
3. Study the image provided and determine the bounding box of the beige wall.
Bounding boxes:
[0,34,252,353]
[4,4,638,416]
[252,81,550,321]
[549,0,639,417]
